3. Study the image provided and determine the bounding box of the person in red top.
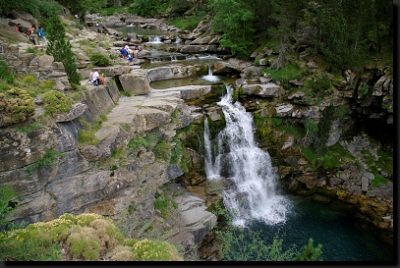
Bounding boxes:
[15,24,23,33]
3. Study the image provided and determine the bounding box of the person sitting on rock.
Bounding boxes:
[120,48,128,59]
[127,54,133,62]
[92,69,100,86]
[99,73,105,86]
[15,24,24,33]
[88,69,94,82]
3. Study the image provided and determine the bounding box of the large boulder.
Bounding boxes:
[131,108,171,133]
[119,70,151,95]
[0,19,30,42]
[242,83,282,98]
[168,193,217,251]
[9,10,38,26]
[54,103,88,123]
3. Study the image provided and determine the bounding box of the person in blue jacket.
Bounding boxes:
[120,48,128,59]
[38,27,47,45]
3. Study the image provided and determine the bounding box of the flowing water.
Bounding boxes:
[202,65,220,82]
[204,85,291,227]
[203,85,393,260]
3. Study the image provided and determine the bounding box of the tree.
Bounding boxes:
[295,238,323,261]
[46,13,80,86]
[209,0,256,58]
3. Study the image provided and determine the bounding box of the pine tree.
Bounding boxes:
[46,12,80,86]
[295,238,323,261]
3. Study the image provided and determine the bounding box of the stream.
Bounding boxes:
[113,26,393,261]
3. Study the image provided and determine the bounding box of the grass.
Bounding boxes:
[261,64,304,90]
[77,117,101,145]
[26,149,65,179]
[128,133,149,151]
[361,147,393,187]
[17,123,43,133]
[301,143,356,170]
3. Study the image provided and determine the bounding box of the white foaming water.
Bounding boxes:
[202,65,219,82]
[204,85,291,227]
[148,36,163,44]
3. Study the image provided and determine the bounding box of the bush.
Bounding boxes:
[26,148,65,179]
[308,73,331,94]
[38,80,56,92]
[168,12,206,31]
[131,0,161,16]
[131,239,182,261]
[42,90,72,115]
[0,61,15,84]
[89,52,112,67]
[0,88,35,127]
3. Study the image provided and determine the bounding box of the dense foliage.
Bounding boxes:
[0,0,64,20]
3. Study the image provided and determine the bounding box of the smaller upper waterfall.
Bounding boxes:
[204,85,291,227]
[202,65,219,82]
[148,36,163,44]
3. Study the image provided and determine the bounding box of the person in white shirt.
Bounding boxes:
[92,69,100,86]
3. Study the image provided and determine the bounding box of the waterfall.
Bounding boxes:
[175,36,181,43]
[204,85,290,227]
[202,64,219,82]
[148,36,162,44]
[171,55,178,62]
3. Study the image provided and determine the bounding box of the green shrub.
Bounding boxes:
[78,130,100,145]
[154,191,178,219]
[26,47,35,53]
[262,64,303,90]
[168,12,206,31]
[131,0,161,16]
[359,83,369,95]
[153,141,171,161]
[22,74,37,85]
[100,113,107,121]
[0,60,15,85]
[128,133,149,150]
[307,73,331,94]
[131,239,182,261]
[26,148,65,179]
[89,52,112,67]
[17,123,42,133]
[0,88,35,127]
[370,175,391,187]
[295,238,323,261]
[42,90,72,115]
[38,80,56,92]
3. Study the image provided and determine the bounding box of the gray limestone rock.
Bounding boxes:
[119,71,152,95]
[54,103,88,123]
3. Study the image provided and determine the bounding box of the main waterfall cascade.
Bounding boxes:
[204,85,291,227]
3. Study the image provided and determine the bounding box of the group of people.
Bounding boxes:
[15,23,47,45]
[88,69,105,86]
[120,44,143,62]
